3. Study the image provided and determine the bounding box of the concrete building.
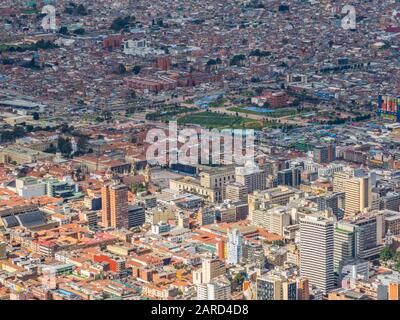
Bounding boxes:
[201,258,225,284]
[251,206,291,236]
[226,182,248,203]
[15,177,46,199]
[299,215,334,294]
[101,180,129,229]
[197,278,231,300]
[227,229,243,265]
[235,166,266,194]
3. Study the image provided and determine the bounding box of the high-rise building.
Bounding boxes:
[102,180,129,229]
[334,223,355,272]
[315,192,344,219]
[235,166,266,194]
[353,213,384,259]
[277,167,301,187]
[201,258,225,283]
[299,215,334,294]
[227,229,243,264]
[313,144,336,164]
[333,169,372,216]
[226,182,248,203]
[127,205,145,228]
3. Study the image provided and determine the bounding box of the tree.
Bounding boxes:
[231,272,246,291]
[132,65,141,75]
[57,137,72,156]
[73,28,85,35]
[76,4,87,16]
[59,26,69,35]
[380,246,393,262]
[131,183,146,194]
[118,63,127,74]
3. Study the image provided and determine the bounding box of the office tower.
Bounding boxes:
[299,215,334,294]
[127,205,145,228]
[277,167,301,187]
[235,166,266,193]
[334,213,383,261]
[197,206,215,226]
[353,213,384,259]
[313,144,336,164]
[102,180,129,229]
[297,278,310,300]
[197,279,231,300]
[242,241,265,269]
[334,223,355,272]
[226,182,248,203]
[227,229,243,264]
[333,169,372,216]
[201,258,225,283]
[344,176,372,216]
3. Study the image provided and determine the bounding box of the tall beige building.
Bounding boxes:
[333,169,372,216]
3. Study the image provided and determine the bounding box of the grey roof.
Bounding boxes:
[15,211,47,228]
[2,215,19,228]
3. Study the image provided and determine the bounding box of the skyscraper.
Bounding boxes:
[333,170,372,216]
[102,179,129,229]
[300,215,334,294]
[227,228,243,264]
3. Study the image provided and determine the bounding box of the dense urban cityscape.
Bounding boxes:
[0,0,399,302]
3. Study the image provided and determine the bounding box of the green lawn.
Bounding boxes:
[177,111,263,130]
